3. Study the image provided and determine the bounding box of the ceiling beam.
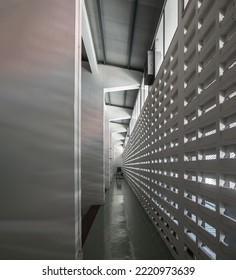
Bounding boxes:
[110,122,128,133]
[110,120,129,125]
[96,0,106,64]
[105,104,133,110]
[82,2,98,73]
[97,61,143,73]
[128,0,138,69]
[104,84,140,93]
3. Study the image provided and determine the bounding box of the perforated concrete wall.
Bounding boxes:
[123,0,236,259]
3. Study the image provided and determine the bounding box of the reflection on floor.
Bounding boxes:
[83,179,173,260]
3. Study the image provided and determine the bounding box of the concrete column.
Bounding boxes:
[0,0,82,259]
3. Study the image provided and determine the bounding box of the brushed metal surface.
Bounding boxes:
[0,0,79,259]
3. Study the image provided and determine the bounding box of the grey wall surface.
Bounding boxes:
[110,132,126,181]
[108,122,128,184]
[0,0,81,259]
[81,63,141,214]
[105,105,132,188]
[113,145,123,172]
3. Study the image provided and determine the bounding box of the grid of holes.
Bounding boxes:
[123,0,236,260]
[124,39,181,258]
[183,0,236,260]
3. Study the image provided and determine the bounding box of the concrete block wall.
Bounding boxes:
[123,0,236,260]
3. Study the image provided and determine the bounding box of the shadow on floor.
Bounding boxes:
[83,179,173,260]
[82,205,100,245]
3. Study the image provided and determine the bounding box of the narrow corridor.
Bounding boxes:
[83,179,173,260]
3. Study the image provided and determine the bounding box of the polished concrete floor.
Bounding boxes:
[83,179,173,260]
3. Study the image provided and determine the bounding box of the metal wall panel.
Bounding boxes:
[0,0,80,259]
